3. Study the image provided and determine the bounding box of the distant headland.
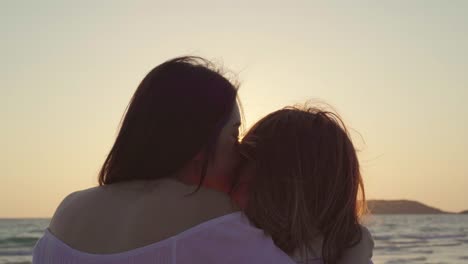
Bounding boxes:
[367,200,467,214]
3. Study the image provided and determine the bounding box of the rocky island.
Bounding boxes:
[367,200,449,214]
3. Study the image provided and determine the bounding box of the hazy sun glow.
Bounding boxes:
[2,1,467,217]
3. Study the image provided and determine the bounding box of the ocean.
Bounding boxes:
[366,215,468,264]
[0,215,467,264]
[0,218,48,264]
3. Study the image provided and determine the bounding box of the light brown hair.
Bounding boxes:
[238,105,367,264]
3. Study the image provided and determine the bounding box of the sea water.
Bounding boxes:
[0,215,467,264]
[366,214,468,264]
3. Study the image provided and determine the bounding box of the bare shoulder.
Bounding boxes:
[360,225,374,247]
[337,225,374,264]
[358,225,375,254]
[154,180,237,225]
[186,186,236,214]
[47,180,237,253]
[48,187,99,234]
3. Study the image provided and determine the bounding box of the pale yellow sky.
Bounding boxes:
[2,1,467,217]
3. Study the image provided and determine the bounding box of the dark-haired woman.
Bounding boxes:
[33,57,295,264]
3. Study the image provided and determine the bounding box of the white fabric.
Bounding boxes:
[33,212,301,264]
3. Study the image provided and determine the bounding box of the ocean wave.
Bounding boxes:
[388,239,427,245]
[456,238,468,244]
[1,261,31,264]
[429,242,463,247]
[373,235,393,241]
[384,256,427,263]
[419,226,441,232]
[400,233,466,239]
[410,249,433,254]
[385,244,426,250]
[0,249,32,256]
[0,237,38,248]
[374,246,401,251]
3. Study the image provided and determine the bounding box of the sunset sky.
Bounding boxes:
[2,1,467,217]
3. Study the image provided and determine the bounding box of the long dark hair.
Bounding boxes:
[99,56,238,185]
[239,105,367,264]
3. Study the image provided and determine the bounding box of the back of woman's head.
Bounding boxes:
[99,56,238,185]
[239,104,366,264]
